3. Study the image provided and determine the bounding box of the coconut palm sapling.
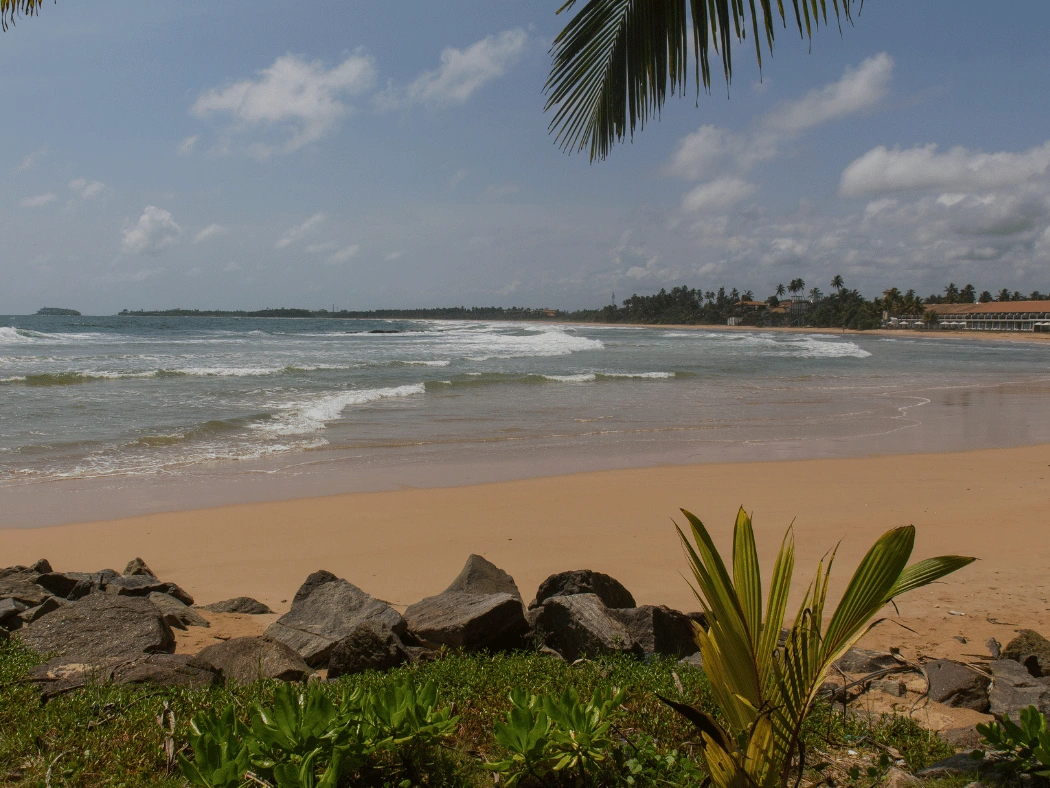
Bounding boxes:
[662,507,974,788]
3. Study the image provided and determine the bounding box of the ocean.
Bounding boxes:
[3,315,1050,525]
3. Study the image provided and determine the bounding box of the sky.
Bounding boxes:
[2,0,1049,314]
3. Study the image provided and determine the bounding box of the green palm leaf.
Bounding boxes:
[545,0,859,161]
[1,0,45,31]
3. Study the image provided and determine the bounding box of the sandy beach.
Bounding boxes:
[2,442,1047,669]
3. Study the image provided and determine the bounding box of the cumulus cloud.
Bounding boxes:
[378,30,527,109]
[69,178,106,200]
[840,141,1050,197]
[681,178,757,213]
[192,53,376,153]
[194,223,227,243]
[16,145,47,172]
[326,244,360,264]
[177,135,198,155]
[20,193,57,208]
[122,206,183,255]
[276,212,325,248]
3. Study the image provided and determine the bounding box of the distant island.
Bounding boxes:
[36,307,81,316]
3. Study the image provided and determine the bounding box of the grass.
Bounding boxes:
[0,641,955,787]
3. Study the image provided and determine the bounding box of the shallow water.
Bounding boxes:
[2,315,1050,526]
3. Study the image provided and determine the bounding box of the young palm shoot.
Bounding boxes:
[664,507,974,788]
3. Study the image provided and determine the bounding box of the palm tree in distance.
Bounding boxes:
[809,287,822,302]
[788,278,805,297]
[545,1,861,161]
[831,275,845,292]
[944,283,960,303]
[775,283,786,298]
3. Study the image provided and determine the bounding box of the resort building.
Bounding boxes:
[887,300,1050,332]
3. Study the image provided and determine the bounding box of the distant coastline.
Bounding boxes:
[36,307,81,316]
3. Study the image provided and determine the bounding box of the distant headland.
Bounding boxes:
[36,307,81,316]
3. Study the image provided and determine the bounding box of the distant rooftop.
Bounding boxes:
[924,300,1050,315]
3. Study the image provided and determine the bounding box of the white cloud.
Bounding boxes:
[194,223,227,243]
[764,53,893,133]
[680,178,757,213]
[192,52,376,153]
[379,29,527,109]
[177,135,199,155]
[840,141,1050,197]
[326,244,360,264]
[305,242,338,254]
[385,251,404,261]
[483,182,520,200]
[69,178,106,200]
[121,206,183,255]
[276,212,325,248]
[16,145,47,172]
[20,193,57,208]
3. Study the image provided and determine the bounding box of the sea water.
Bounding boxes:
[2,315,1050,525]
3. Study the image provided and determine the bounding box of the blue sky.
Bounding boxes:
[2,1,1049,313]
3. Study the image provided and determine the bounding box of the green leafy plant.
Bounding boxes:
[621,734,706,787]
[975,705,1050,778]
[661,507,974,788]
[178,704,253,788]
[486,689,554,787]
[364,679,459,750]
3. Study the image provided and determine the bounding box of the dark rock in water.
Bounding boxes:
[530,593,642,662]
[265,571,405,667]
[18,596,64,624]
[123,558,155,577]
[327,622,411,678]
[0,572,54,607]
[530,570,636,610]
[199,597,273,615]
[990,658,1050,717]
[1002,630,1050,677]
[608,605,699,657]
[833,648,901,675]
[405,592,528,652]
[0,598,28,629]
[16,594,175,662]
[195,637,311,685]
[925,659,990,712]
[148,592,209,629]
[442,554,522,601]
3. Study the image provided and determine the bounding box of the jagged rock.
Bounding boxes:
[18,596,64,624]
[926,659,990,712]
[16,594,175,663]
[939,727,984,749]
[1002,630,1050,678]
[28,653,220,698]
[104,575,194,605]
[405,591,528,652]
[123,558,155,576]
[530,593,643,662]
[529,570,635,610]
[608,605,699,657]
[882,767,920,788]
[989,658,1050,718]
[148,592,210,629]
[833,648,902,675]
[265,571,405,667]
[195,637,311,685]
[199,597,273,615]
[679,652,704,670]
[327,622,411,678]
[916,752,981,777]
[0,572,53,607]
[0,598,27,629]
[35,570,119,600]
[869,678,907,697]
[0,559,51,579]
[442,554,522,601]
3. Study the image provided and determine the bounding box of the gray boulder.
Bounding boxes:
[0,558,51,579]
[916,752,981,778]
[833,648,902,675]
[265,571,405,667]
[530,570,635,610]
[104,575,194,605]
[679,652,704,670]
[0,571,54,607]
[35,570,119,600]
[530,593,643,661]
[16,594,175,662]
[442,554,522,601]
[990,658,1050,717]
[195,636,312,685]
[405,591,528,652]
[1002,630,1050,678]
[609,605,699,657]
[148,592,210,629]
[327,622,411,678]
[926,659,990,712]
[123,558,155,576]
[199,597,273,615]
[28,653,219,699]
[0,598,27,629]
[18,596,64,624]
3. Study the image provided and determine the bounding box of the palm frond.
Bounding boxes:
[545,0,858,161]
[1,0,46,31]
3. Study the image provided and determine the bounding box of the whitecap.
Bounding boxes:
[257,383,426,436]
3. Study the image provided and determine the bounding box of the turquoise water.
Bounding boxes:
[2,315,1050,523]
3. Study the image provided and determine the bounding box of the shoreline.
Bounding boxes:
[3,443,1048,666]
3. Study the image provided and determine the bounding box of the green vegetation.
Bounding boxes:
[975,705,1050,780]
[0,642,955,788]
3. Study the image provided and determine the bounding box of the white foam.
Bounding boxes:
[435,327,604,361]
[258,383,426,436]
[543,373,597,383]
[601,371,675,379]
[173,366,285,377]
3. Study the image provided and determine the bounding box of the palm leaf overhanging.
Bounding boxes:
[1,0,45,31]
[545,0,860,161]
[668,507,973,788]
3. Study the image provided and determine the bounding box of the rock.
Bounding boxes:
[1002,630,1050,678]
[265,571,405,667]
[123,558,155,576]
[0,572,54,607]
[0,558,51,579]
[0,598,27,629]
[195,637,311,685]
[530,594,643,662]
[539,645,567,661]
[16,594,175,663]
[18,596,64,624]
[678,652,704,670]
[987,638,1002,659]
[104,575,194,605]
[160,583,194,606]
[833,648,902,675]
[939,727,984,749]
[608,605,699,657]
[35,570,119,600]
[199,597,273,615]
[869,678,907,697]
[926,659,991,712]
[530,570,635,610]
[989,658,1050,718]
[29,558,53,574]
[916,752,981,778]
[327,622,411,678]
[882,767,920,788]
[110,653,219,688]
[148,592,210,629]
[442,554,523,601]
[404,591,528,652]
